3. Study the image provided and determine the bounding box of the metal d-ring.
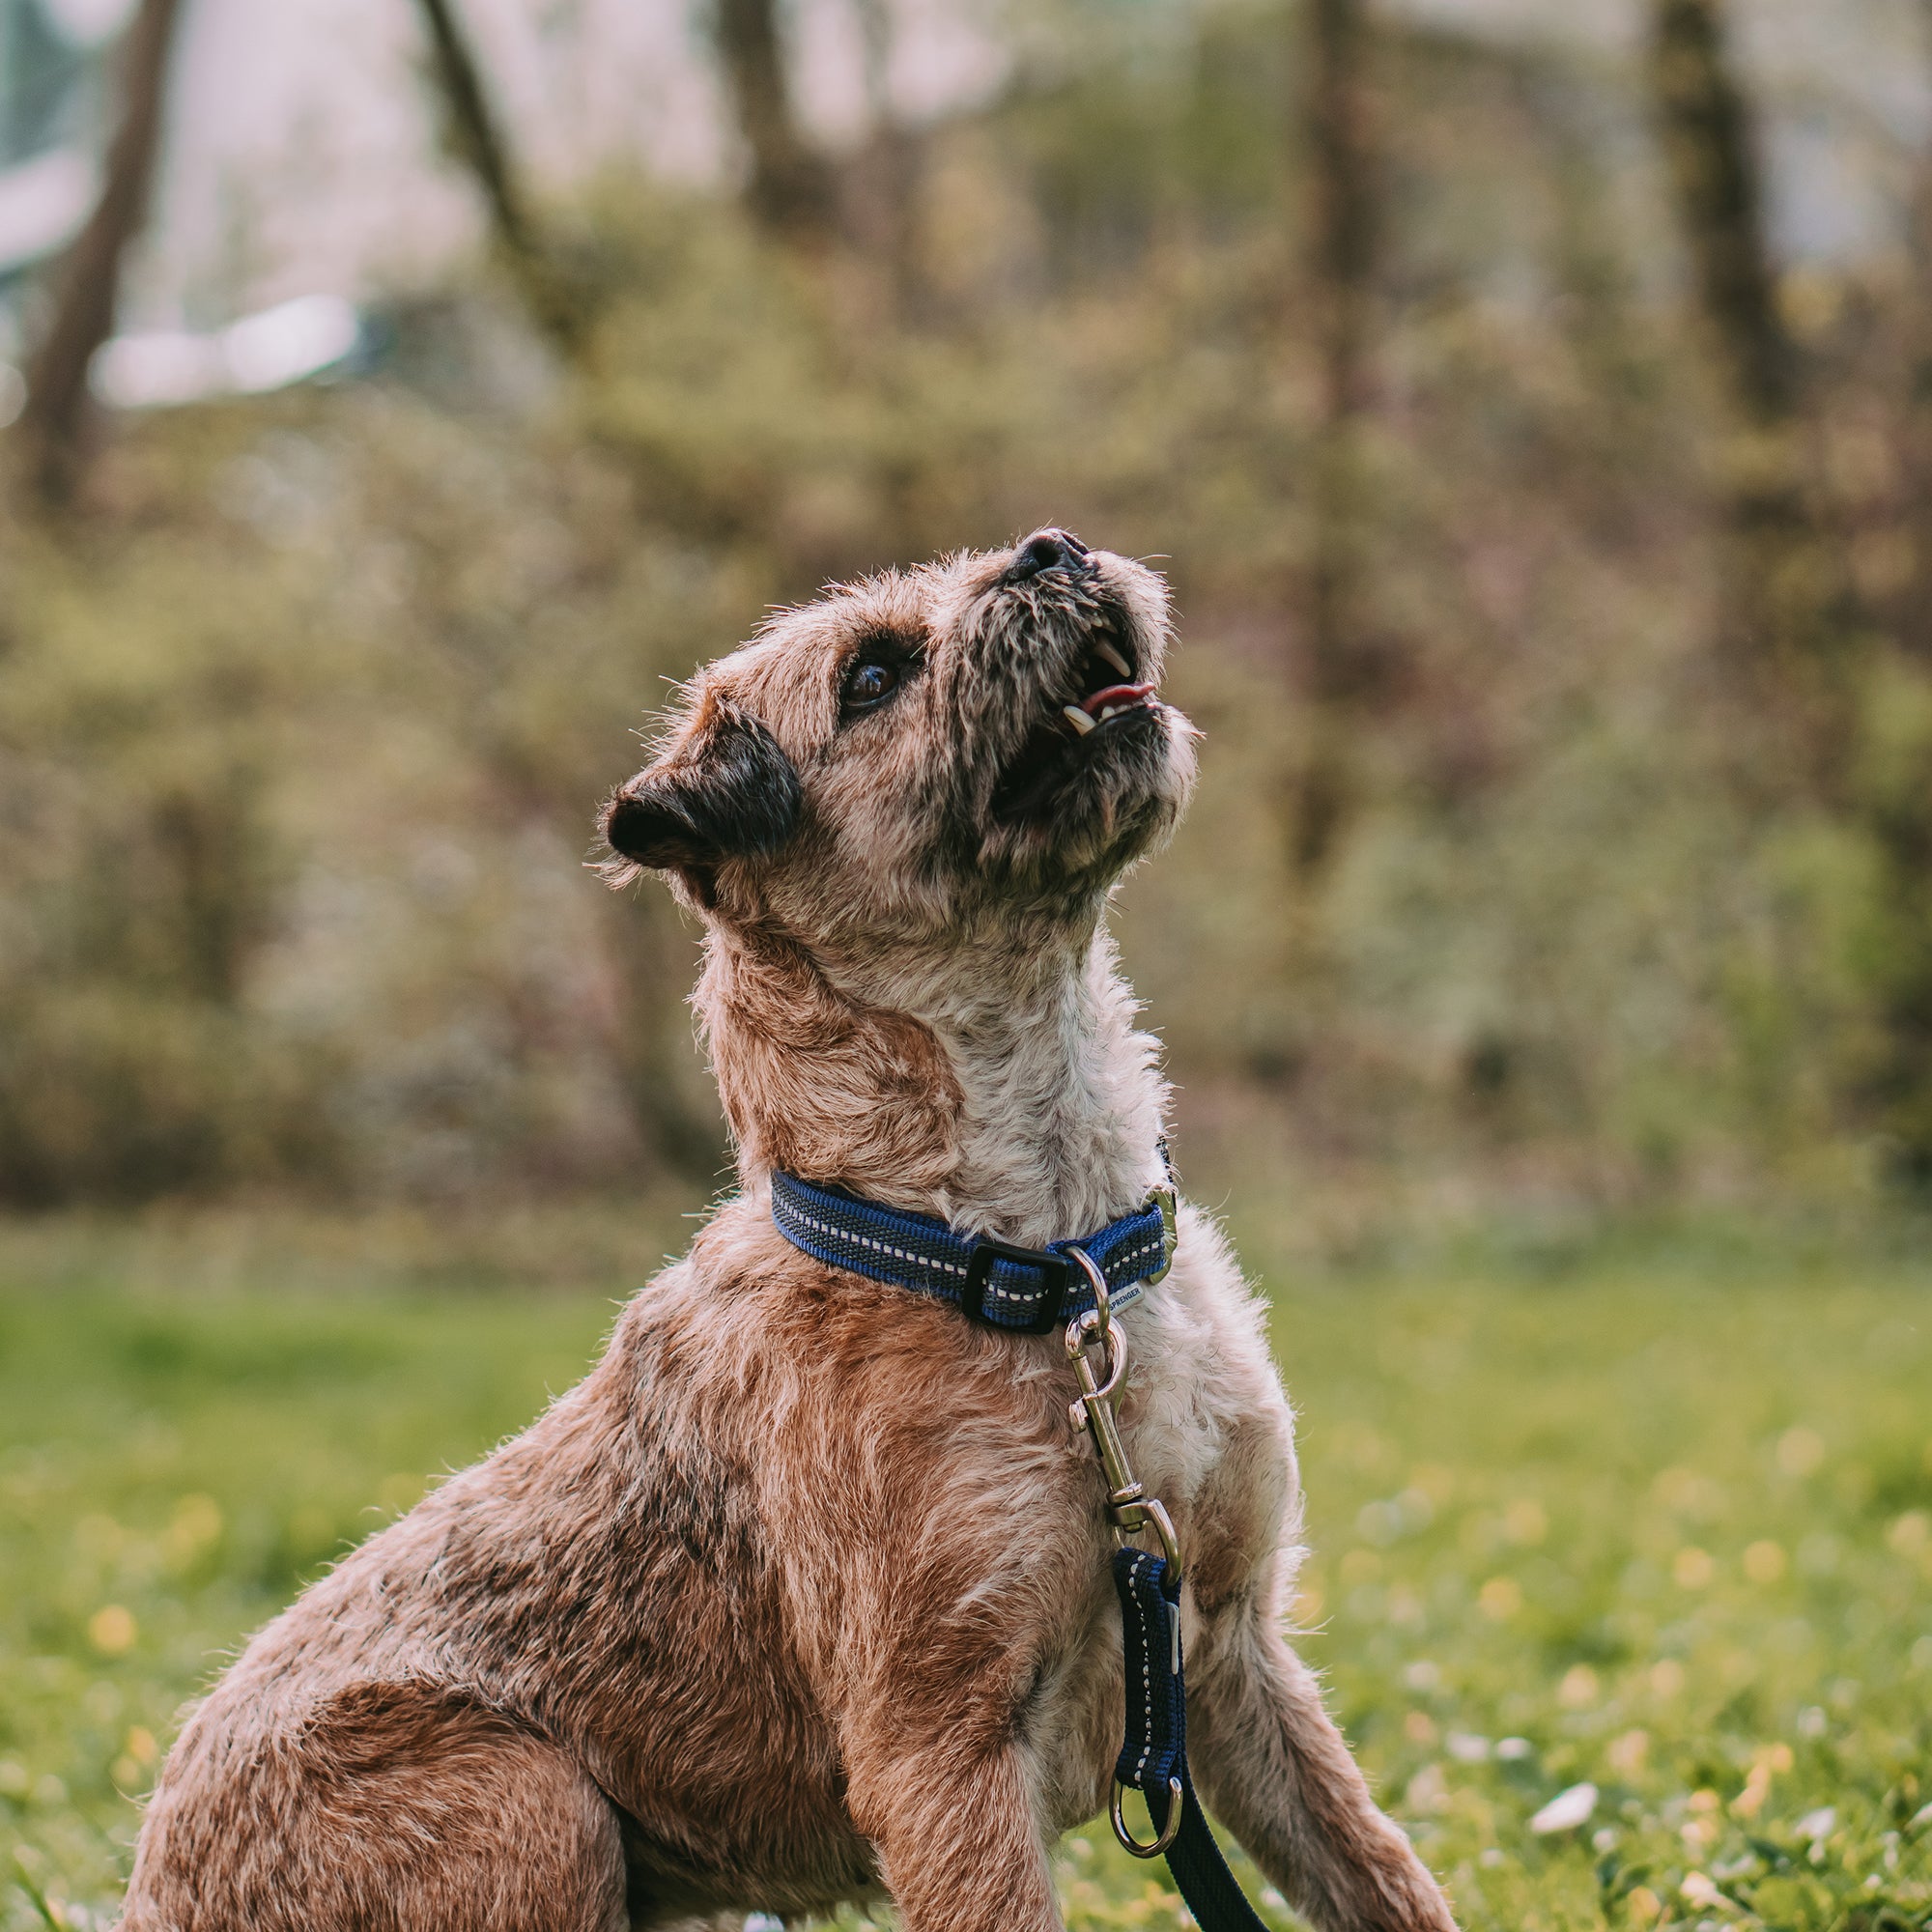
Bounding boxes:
[1118,1493,1183,1588]
[1145,1185,1178,1285]
[1065,1244,1111,1334]
[1111,1775,1184,1858]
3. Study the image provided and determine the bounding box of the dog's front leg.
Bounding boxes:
[1187,1581,1458,1932]
[843,1740,1063,1932]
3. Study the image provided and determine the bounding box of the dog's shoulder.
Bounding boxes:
[1122,1202,1301,1612]
[1131,1202,1290,1424]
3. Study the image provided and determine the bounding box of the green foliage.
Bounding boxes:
[1,1218,1928,1931]
[0,399,732,1202]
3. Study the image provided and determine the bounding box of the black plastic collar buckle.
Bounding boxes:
[960,1236,1072,1333]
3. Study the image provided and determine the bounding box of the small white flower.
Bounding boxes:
[1447,1732,1492,1763]
[1680,1873,1724,1909]
[1495,1736,1534,1761]
[1529,1782,1599,1833]
[1406,1763,1450,1814]
[1797,1807,1837,1842]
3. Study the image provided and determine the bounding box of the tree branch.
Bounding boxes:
[713,0,835,245]
[411,0,584,355]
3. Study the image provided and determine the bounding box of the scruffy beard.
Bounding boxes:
[935,575,1196,895]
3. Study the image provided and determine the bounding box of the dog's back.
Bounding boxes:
[125,1236,856,1929]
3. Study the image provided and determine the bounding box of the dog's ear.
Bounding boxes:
[599,706,801,887]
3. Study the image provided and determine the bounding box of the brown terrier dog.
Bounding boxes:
[121,531,1457,1932]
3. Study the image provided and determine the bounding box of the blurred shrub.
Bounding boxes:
[0,399,730,1204]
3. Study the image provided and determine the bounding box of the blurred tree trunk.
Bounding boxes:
[713,0,835,247]
[17,0,185,507]
[1854,0,1932,1187]
[1902,5,1932,665]
[844,0,924,322]
[1650,0,1792,426]
[1293,0,1381,879]
[1652,0,1926,1173]
[412,0,585,357]
[1647,0,1856,753]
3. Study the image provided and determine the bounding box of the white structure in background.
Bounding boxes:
[0,143,95,273]
[1,0,1009,410]
[92,292,360,407]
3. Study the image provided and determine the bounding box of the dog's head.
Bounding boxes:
[598,531,1196,939]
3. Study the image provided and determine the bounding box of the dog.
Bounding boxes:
[121,530,1457,1932]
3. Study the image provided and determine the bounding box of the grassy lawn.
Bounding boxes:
[1,1221,1928,1932]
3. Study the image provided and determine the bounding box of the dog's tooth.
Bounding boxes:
[1097,705,1119,724]
[1095,639,1132,678]
[1062,704,1096,736]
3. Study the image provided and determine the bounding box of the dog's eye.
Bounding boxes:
[840,653,904,716]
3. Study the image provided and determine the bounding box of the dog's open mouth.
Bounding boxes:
[989,615,1163,821]
[1056,625,1156,739]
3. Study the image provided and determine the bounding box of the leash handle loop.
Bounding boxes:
[1112,1776,1184,1857]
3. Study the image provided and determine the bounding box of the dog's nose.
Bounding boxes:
[1006,528,1090,583]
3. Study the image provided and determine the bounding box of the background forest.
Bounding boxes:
[10,0,1932,1241]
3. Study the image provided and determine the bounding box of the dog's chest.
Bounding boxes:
[1115,1233,1293,1546]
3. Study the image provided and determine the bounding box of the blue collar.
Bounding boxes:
[770,1170,1178,1334]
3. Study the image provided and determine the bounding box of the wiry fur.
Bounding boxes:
[120,535,1457,1932]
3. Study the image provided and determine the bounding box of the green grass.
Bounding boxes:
[1,1224,1929,1932]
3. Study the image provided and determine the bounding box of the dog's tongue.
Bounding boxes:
[1081,681,1155,718]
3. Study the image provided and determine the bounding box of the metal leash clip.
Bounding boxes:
[1063,1245,1185,1857]
[1063,1247,1182,1577]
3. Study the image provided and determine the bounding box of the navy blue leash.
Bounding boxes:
[1113,1547,1273,1932]
[770,1168,1276,1932]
